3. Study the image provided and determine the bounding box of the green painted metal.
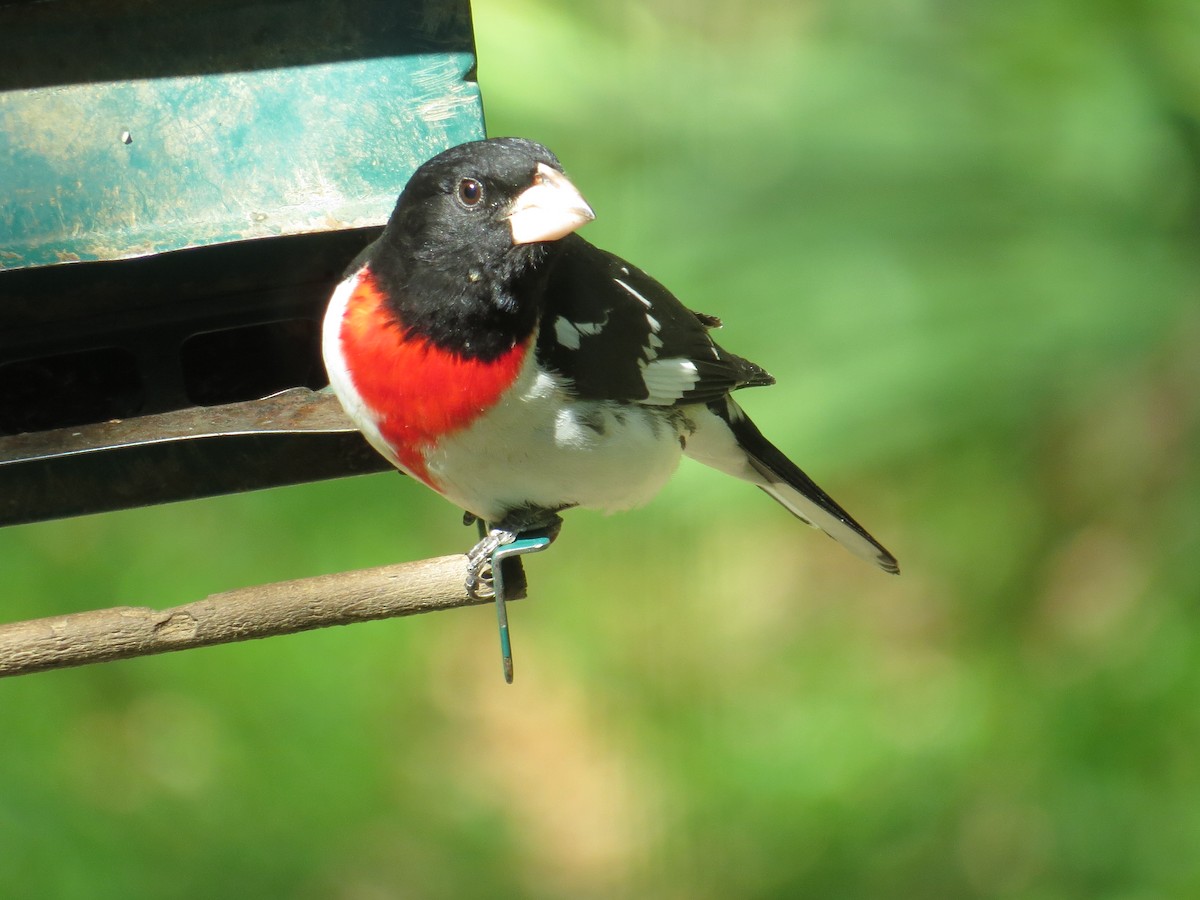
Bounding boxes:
[0,0,486,523]
[0,0,485,270]
[490,534,553,683]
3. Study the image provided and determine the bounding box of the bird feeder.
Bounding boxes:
[0,0,485,526]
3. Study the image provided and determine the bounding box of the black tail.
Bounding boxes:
[712,398,900,574]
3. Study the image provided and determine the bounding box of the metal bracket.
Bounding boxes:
[0,388,391,527]
[490,535,552,684]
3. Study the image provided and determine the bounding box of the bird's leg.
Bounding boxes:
[464,506,565,599]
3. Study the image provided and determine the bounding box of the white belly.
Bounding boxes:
[424,356,689,521]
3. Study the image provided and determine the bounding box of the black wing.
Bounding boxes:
[536,235,773,406]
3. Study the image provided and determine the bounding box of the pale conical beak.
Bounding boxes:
[507,163,595,245]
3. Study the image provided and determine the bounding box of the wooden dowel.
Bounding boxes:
[0,553,521,677]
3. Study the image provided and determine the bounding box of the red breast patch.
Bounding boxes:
[339,269,530,488]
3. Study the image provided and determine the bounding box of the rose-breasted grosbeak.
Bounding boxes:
[323,137,899,589]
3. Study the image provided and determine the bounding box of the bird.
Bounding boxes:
[322,137,899,593]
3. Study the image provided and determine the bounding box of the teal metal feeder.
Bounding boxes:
[0,0,485,526]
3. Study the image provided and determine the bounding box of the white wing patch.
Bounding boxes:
[614,275,701,403]
[554,314,607,351]
[640,358,700,406]
[615,277,653,308]
[613,277,668,364]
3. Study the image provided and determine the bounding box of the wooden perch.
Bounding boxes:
[0,553,524,678]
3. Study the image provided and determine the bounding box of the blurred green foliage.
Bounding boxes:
[3,0,1199,897]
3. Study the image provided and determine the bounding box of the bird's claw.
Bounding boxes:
[465,528,518,600]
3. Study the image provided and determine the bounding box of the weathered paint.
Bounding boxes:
[0,0,485,270]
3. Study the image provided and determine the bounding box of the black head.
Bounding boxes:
[368,138,594,357]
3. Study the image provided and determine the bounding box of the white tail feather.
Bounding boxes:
[684,402,899,574]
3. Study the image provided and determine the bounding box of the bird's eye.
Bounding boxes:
[457,178,484,207]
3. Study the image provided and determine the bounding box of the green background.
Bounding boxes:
[3,1,1199,896]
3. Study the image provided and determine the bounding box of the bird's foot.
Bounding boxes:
[463,508,565,599]
[464,527,518,600]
